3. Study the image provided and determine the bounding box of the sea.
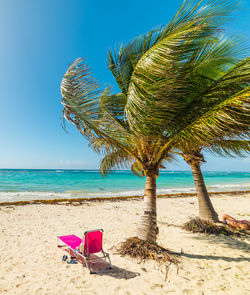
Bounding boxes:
[0,169,249,203]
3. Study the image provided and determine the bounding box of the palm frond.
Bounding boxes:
[61,58,102,142]
[160,153,176,167]
[186,34,247,81]
[205,139,250,157]
[126,38,248,135]
[174,87,250,152]
[124,1,242,134]
[107,28,162,95]
[130,161,145,177]
[157,0,240,46]
[109,0,239,100]
[100,150,133,175]
[99,88,128,131]
[177,57,250,138]
[126,21,204,133]
[61,58,142,163]
[143,55,250,162]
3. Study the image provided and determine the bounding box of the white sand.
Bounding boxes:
[0,193,249,295]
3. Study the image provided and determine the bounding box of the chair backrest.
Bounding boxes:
[83,229,103,256]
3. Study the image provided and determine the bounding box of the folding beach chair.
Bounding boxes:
[57,229,112,274]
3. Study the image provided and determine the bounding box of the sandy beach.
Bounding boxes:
[0,192,249,295]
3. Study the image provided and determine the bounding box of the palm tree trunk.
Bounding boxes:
[137,175,158,242]
[190,162,219,222]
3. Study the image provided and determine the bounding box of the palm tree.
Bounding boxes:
[108,21,250,222]
[169,35,250,222]
[61,0,249,243]
[129,49,249,223]
[180,138,250,222]
[183,149,219,221]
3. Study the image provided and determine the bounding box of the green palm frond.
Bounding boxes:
[61,57,102,142]
[136,55,250,161]
[125,21,204,133]
[89,137,116,154]
[157,0,239,43]
[99,88,129,131]
[205,139,250,157]
[100,88,127,118]
[131,161,144,177]
[170,87,249,152]
[160,153,176,167]
[126,39,248,135]
[61,58,142,164]
[107,29,161,95]
[186,34,246,80]
[108,0,239,99]
[177,58,250,138]
[100,150,133,175]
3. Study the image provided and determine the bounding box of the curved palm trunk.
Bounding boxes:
[190,162,219,222]
[137,175,158,242]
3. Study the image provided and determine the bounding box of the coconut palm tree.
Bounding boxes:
[180,138,250,222]
[126,48,249,223]
[107,26,250,222]
[169,35,250,222]
[61,0,249,243]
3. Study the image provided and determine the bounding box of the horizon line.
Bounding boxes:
[0,168,249,173]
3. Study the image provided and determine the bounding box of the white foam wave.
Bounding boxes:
[0,192,69,202]
[0,186,202,203]
[0,182,249,203]
[207,183,250,190]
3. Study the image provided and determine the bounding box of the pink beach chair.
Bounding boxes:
[57,229,112,274]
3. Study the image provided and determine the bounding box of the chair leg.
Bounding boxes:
[83,257,92,273]
[103,251,112,269]
[107,254,112,269]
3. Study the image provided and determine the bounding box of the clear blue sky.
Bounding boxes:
[0,0,249,171]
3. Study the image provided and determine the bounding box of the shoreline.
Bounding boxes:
[1,189,250,206]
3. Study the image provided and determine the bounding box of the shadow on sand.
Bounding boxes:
[61,247,140,279]
[174,251,250,262]
[94,265,140,279]
[191,233,250,253]
[167,234,250,262]
[162,221,250,256]
[80,258,140,279]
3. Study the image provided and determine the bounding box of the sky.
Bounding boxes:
[0,0,249,171]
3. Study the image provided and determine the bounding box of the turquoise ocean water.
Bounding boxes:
[0,169,249,202]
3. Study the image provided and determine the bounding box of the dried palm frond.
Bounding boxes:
[183,217,242,235]
[116,237,179,264]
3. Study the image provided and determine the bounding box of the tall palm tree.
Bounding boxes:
[61,0,249,243]
[180,138,250,222]
[126,47,249,224]
[108,23,250,222]
[182,149,219,221]
[168,35,250,222]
